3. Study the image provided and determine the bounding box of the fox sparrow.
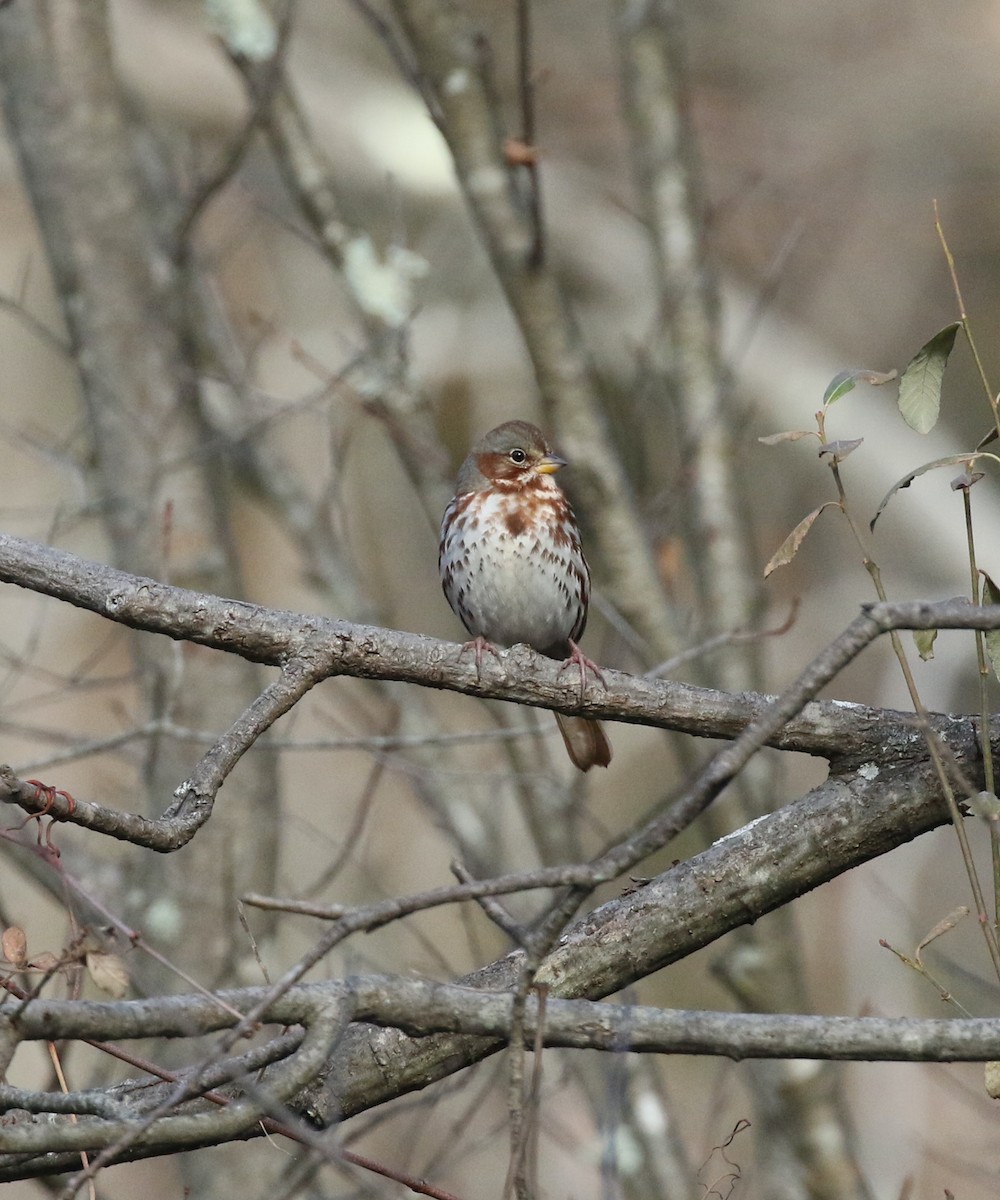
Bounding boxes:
[439,420,612,771]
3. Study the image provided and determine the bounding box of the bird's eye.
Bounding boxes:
[509,448,527,464]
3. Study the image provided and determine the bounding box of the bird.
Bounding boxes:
[439,420,612,771]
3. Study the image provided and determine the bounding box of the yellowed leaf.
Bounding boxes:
[912,628,937,661]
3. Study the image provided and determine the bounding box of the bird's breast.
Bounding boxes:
[440,488,588,652]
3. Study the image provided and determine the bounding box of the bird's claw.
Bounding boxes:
[458,635,503,678]
[559,639,606,703]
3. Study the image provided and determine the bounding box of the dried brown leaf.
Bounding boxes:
[914,906,969,968]
[86,951,129,998]
[763,503,837,578]
[28,951,60,974]
[1,926,27,968]
[757,430,817,446]
[982,571,1000,682]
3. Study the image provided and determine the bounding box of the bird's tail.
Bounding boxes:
[554,713,612,771]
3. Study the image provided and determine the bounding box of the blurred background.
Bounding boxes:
[2,1,1000,1197]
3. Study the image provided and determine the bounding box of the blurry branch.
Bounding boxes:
[615,1056,695,1200]
[175,0,294,248]
[387,0,681,659]
[7,717,543,775]
[645,597,799,678]
[617,0,754,671]
[0,1,190,577]
[514,0,544,267]
[153,313,375,620]
[0,0,283,986]
[617,12,866,1194]
[224,43,450,525]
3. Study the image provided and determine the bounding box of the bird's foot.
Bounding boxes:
[559,639,607,703]
[458,635,503,678]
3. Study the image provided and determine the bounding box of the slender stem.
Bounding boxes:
[934,200,999,435]
[829,457,1000,980]
[963,486,1000,924]
[515,0,544,267]
[933,202,1000,940]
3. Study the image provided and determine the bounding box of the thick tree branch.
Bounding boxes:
[0,530,989,856]
[0,530,989,755]
[307,755,960,1126]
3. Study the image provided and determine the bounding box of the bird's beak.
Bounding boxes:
[536,452,567,475]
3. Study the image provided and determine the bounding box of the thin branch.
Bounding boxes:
[514,0,544,267]
[173,0,296,249]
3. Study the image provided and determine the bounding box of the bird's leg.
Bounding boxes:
[559,639,607,703]
[458,634,503,678]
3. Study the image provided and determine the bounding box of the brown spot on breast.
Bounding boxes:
[547,518,572,548]
[504,507,529,537]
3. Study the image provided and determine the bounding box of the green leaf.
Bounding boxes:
[913,628,937,661]
[869,450,1000,531]
[822,368,897,406]
[981,570,1000,682]
[897,322,961,433]
[763,503,837,578]
[818,438,863,463]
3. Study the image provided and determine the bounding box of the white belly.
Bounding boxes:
[441,489,586,653]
